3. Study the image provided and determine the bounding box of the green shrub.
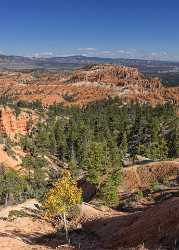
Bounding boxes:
[8,210,28,219]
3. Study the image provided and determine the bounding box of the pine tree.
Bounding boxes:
[84,141,110,188]
[49,130,57,155]
[0,169,27,206]
[54,119,68,160]
[119,132,128,158]
[176,118,179,157]
[22,155,34,182]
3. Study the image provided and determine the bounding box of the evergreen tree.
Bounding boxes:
[54,119,68,160]
[119,132,128,158]
[84,141,110,188]
[0,169,27,206]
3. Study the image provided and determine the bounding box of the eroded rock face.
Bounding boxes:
[69,64,141,83]
[0,64,179,106]
[0,107,35,138]
[120,160,179,192]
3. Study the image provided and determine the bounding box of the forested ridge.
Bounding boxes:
[27,98,179,161]
[5,97,176,207]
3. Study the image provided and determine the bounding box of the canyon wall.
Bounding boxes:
[0,107,35,138]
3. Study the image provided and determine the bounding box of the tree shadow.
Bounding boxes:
[9,198,179,250]
[12,229,101,250]
[82,198,179,250]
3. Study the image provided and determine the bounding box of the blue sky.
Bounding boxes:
[0,0,179,60]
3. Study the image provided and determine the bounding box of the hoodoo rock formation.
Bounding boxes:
[0,64,179,106]
[0,107,36,138]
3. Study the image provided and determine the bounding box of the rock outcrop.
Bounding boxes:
[0,107,36,138]
[0,64,179,106]
[69,64,141,83]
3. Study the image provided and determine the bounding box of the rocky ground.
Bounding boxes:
[1,198,179,250]
[0,217,54,250]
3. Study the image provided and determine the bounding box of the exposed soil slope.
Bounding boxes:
[0,144,23,170]
[0,217,54,250]
[1,198,179,249]
[122,160,179,192]
[83,197,179,249]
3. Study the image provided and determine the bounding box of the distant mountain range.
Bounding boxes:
[0,54,178,71]
[1,54,179,85]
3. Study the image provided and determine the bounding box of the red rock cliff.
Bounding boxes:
[0,107,36,138]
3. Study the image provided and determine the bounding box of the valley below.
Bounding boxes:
[1,63,179,249]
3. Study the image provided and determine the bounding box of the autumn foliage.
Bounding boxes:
[43,172,82,219]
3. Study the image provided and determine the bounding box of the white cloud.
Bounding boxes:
[77,48,141,58]
[117,50,131,55]
[27,48,179,62]
[78,48,97,52]
[117,50,125,53]
[77,48,117,57]
[32,52,54,58]
[0,50,5,55]
[142,51,179,61]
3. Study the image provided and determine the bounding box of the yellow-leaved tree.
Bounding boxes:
[43,172,82,242]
